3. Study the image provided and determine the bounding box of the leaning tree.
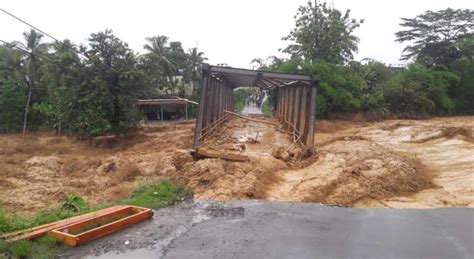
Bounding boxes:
[13,29,49,135]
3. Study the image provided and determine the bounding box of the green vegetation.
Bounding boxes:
[233,88,252,113]
[60,194,87,212]
[0,181,191,258]
[261,99,273,116]
[253,3,474,117]
[120,181,192,208]
[282,1,363,64]
[10,240,32,258]
[1,6,472,135]
[0,30,206,137]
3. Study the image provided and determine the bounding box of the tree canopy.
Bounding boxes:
[1,4,474,137]
[395,8,474,64]
[282,0,363,64]
[253,3,474,117]
[0,29,207,137]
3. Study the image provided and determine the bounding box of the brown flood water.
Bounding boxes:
[357,117,474,208]
[201,116,473,208]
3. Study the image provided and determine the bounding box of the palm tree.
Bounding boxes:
[13,29,49,135]
[143,36,176,82]
[187,47,206,94]
[2,46,24,81]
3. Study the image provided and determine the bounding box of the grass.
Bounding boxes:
[234,101,246,113]
[261,99,273,116]
[0,180,191,258]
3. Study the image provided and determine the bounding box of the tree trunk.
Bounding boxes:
[191,70,197,95]
[190,80,195,95]
[22,84,32,136]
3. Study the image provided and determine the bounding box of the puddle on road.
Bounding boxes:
[87,200,238,258]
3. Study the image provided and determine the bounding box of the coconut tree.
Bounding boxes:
[187,47,206,94]
[143,36,176,83]
[13,29,49,135]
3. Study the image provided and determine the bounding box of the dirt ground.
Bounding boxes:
[0,121,195,217]
[1,116,473,216]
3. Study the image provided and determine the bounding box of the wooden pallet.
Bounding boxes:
[48,206,153,246]
[1,205,153,246]
[1,205,130,242]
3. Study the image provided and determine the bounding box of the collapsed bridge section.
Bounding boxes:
[193,64,319,150]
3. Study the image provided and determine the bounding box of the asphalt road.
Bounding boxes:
[66,200,474,259]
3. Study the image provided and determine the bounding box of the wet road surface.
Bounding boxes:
[63,200,474,259]
[241,103,262,115]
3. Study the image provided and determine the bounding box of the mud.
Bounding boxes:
[355,116,474,208]
[0,117,473,216]
[188,116,473,208]
[0,121,195,217]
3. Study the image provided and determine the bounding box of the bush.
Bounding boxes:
[0,80,26,133]
[274,60,366,115]
[384,64,459,116]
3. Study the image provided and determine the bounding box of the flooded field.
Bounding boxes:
[270,116,473,208]
[0,116,472,216]
[356,117,474,208]
[198,116,473,208]
[0,121,196,216]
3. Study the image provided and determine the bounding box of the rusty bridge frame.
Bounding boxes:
[193,64,319,150]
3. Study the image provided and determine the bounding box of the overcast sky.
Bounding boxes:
[1,0,473,68]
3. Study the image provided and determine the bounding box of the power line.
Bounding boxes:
[0,39,31,54]
[0,8,60,43]
[0,39,58,64]
[0,9,85,57]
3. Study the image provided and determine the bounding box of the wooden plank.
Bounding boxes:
[196,147,249,162]
[54,207,132,235]
[76,209,152,246]
[2,205,127,240]
[49,206,153,246]
[3,205,128,242]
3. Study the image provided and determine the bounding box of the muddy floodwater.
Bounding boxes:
[0,117,473,216]
[199,116,473,208]
[356,117,474,208]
